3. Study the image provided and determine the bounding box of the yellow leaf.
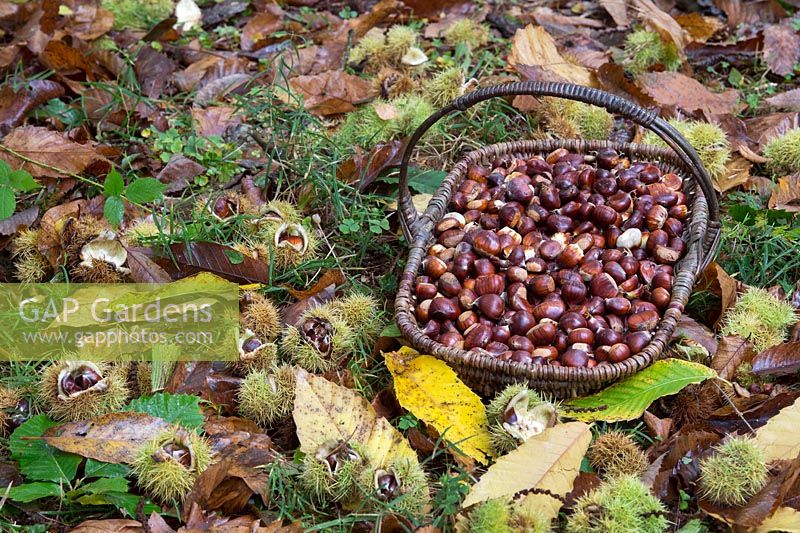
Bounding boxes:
[292,369,416,468]
[462,421,592,508]
[508,25,594,87]
[385,348,492,464]
[754,397,800,462]
[755,507,800,533]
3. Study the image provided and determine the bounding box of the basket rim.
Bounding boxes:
[394,137,710,388]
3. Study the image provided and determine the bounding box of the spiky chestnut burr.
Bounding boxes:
[232,330,279,376]
[567,475,667,533]
[486,384,559,455]
[698,436,768,507]
[358,457,429,515]
[279,305,354,372]
[40,361,130,422]
[298,440,366,504]
[236,365,295,426]
[764,128,800,175]
[329,293,382,342]
[131,425,214,503]
[588,430,649,480]
[721,287,797,352]
[468,498,514,533]
[0,386,28,437]
[241,291,282,342]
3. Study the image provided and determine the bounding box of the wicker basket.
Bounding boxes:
[394,82,721,397]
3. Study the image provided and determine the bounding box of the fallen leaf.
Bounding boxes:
[675,12,723,43]
[43,412,173,464]
[282,283,337,327]
[195,73,251,106]
[192,106,242,138]
[752,341,800,376]
[65,4,114,41]
[336,140,404,191]
[36,199,85,265]
[756,506,800,533]
[69,519,144,533]
[39,40,93,79]
[126,248,172,283]
[638,72,739,116]
[374,102,399,120]
[709,391,800,435]
[766,89,800,111]
[293,370,417,468]
[754,397,800,461]
[385,348,492,464]
[275,42,347,78]
[461,421,591,509]
[0,80,64,135]
[156,154,206,193]
[286,269,345,300]
[643,410,672,441]
[508,25,594,87]
[156,242,270,284]
[147,513,175,533]
[134,47,175,100]
[769,174,800,212]
[283,70,375,116]
[630,0,686,50]
[671,315,718,356]
[0,206,38,236]
[0,125,110,178]
[563,360,717,422]
[711,335,755,381]
[697,262,739,326]
[763,24,800,77]
[241,6,284,52]
[746,112,800,149]
[716,0,786,29]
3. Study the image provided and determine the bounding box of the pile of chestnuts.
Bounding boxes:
[413,147,688,369]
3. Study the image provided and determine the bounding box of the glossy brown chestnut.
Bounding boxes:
[476,294,505,321]
[429,297,459,321]
[590,273,619,298]
[527,320,558,346]
[475,274,505,296]
[464,324,492,349]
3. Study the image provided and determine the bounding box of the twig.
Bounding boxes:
[712,378,756,435]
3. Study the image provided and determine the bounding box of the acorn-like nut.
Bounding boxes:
[438,331,463,348]
[533,298,566,321]
[557,244,584,268]
[464,323,493,349]
[616,228,642,249]
[603,262,626,284]
[435,212,465,233]
[631,300,658,314]
[607,191,632,212]
[605,297,632,316]
[281,305,355,372]
[590,273,618,298]
[507,282,530,312]
[546,214,574,233]
[429,297,460,321]
[596,328,624,346]
[646,205,668,230]
[639,260,657,284]
[539,185,561,210]
[559,311,587,333]
[663,217,683,238]
[593,177,618,197]
[472,258,495,277]
[567,327,594,346]
[593,204,618,227]
[626,331,652,353]
[561,348,588,367]
[421,321,440,339]
[473,230,502,257]
[645,229,669,254]
[416,299,432,322]
[527,319,558,346]
[456,310,479,332]
[423,255,447,279]
[499,202,524,228]
[509,335,535,352]
[669,204,688,220]
[475,274,505,296]
[415,281,437,301]
[622,210,644,231]
[509,310,536,336]
[506,265,527,284]
[561,280,587,305]
[437,272,461,297]
[475,294,505,321]
[649,287,670,310]
[627,310,660,331]
[458,288,478,310]
[438,228,465,248]
[533,346,559,360]
[579,260,603,281]
[131,425,214,503]
[651,270,673,290]
[506,176,534,203]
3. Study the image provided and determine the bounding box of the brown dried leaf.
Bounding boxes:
[66,4,114,41]
[716,0,787,29]
[126,248,172,283]
[0,206,38,236]
[275,42,347,78]
[43,412,172,464]
[697,262,739,326]
[282,283,337,327]
[0,80,64,135]
[508,25,594,87]
[147,513,175,533]
[630,0,686,50]
[157,242,270,284]
[284,70,375,116]
[746,112,800,148]
[671,315,718,356]
[39,40,93,79]
[769,174,800,212]
[0,126,110,178]
[675,12,724,43]
[765,89,800,111]
[599,0,629,27]
[37,199,85,265]
[192,106,242,138]
[336,140,404,191]
[711,335,755,381]
[715,155,751,193]
[763,24,800,77]
[638,72,739,116]
[708,391,800,435]
[134,47,175,100]
[241,6,284,52]
[156,154,206,194]
[70,519,144,533]
[195,73,251,106]
[752,341,800,376]
[643,410,672,441]
[286,269,345,300]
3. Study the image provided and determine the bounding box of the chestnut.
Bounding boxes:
[527,320,558,346]
[529,274,556,297]
[626,331,652,353]
[464,324,493,349]
[608,343,631,363]
[476,294,505,321]
[561,280,587,305]
[430,297,459,321]
[475,274,505,296]
[561,348,589,367]
[510,310,536,336]
[533,298,566,321]
[590,273,619,298]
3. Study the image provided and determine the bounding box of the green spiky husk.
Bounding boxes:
[298,450,365,504]
[329,293,382,341]
[622,29,681,75]
[642,119,730,180]
[101,0,174,30]
[765,128,800,176]
[256,222,320,269]
[468,498,514,533]
[698,437,768,507]
[135,362,153,397]
[487,384,558,455]
[443,19,490,50]
[541,98,613,141]
[720,287,797,352]
[486,384,539,424]
[567,475,667,533]
[242,292,282,342]
[260,200,302,226]
[0,386,20,437]
[423,67,467,107]
[359,456,430,515]
[336,95,438,149]
[233,341,279,375]
[279,305,354,372]
[489,422,522,456]
[237,365,295,426]
[588,430,649,480]
[14,252,51,283]
[131,425,214,503]
[40,361,130,422]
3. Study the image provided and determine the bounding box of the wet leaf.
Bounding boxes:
[564,360,717,422]
[0,80,64,135]
[286,269,345,300]
[385,348,492,464]
[711,336,755,381]
[675,12,724,43]
[752,341,800,376]
[508,25,594,87]
[638,72,740,116]
[630,0,687,51]
[69,519,144,533]
[156,154,206,193]
[0,125,110,178]
[0,205,38,235]
[461,421,591,510]
[768,174,800,212]
[39,40,93,78]
[191,106,242,138]
[337,140,404,191]
[754,397,800,461]
[672,315,718,356]
[763,24,800,77]
[293,369,417,468]
[697,262,739,326]
[42,412,172,464]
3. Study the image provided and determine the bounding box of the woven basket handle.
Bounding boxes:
[397,81,720,269]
